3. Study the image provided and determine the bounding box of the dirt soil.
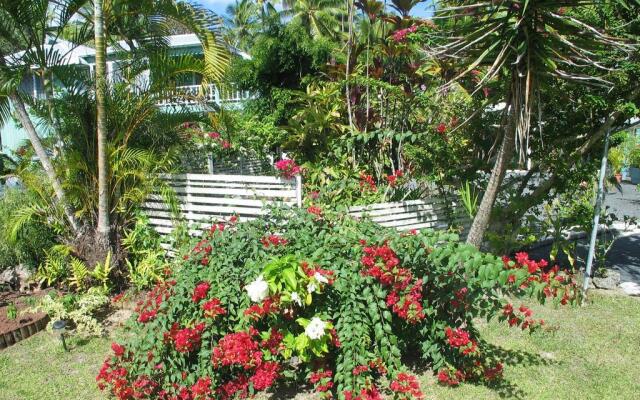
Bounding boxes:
[0,291,48,335]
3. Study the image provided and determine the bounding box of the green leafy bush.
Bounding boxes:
[123,215,168,291]
[0,188,57,272]
[98,207,579,399]
[629,147,640,168]
[29,290,109,337]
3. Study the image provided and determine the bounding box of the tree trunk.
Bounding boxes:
[94,0,110,245]
[466,126,516,248]
[9,92,80,233]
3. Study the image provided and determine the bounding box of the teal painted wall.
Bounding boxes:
[0,107,52,155]
[1,118,29,155]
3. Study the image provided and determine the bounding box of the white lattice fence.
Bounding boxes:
[143,174,302,236]
[348,198,470,232]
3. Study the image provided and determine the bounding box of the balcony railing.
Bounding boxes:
[157,84,253,107]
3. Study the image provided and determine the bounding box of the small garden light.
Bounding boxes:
[52,320,68,352]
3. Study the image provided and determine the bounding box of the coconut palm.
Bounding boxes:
[95,0,110,244]
[281,0,346,39]
[0,0,85,233]
[429,1,632,247]
[225,0,261,50]
[0,0,230,255]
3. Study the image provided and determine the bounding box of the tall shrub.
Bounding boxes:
[98,207,578,399]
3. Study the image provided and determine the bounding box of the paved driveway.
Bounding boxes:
[527,182,639,283]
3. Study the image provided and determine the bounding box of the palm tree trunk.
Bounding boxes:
[9,92,80,233]
[95,0,110,244]
[466,124,516,248]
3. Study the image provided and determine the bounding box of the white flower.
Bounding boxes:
[307,282,317,294]
[314,272,329,284]
[305,317,327,340]
[291,292,302,306]
[245,275,269,303]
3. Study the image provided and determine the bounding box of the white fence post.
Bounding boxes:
[295,175,303,208]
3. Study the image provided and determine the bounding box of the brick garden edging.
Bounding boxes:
[0,315,49,350]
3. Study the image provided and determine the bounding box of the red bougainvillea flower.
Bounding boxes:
[244,296,280,321]
[134,280,174,324]
[192,281,210,303]
[445,327,477,356]
[202,298,226,319]
[484,363,504,381]
[359,172,377,192]
[261,329,284,355]
[170,323,206,353]
[212,331,263,369]
[111,342,125,358]
[138,309,157,323]
[111,292,125,304]
[353,365,369,375]
[392,25,418,42]
[260,234,288,248]
[208,132,221,139]
[437,368,463,386]
[217,374,249,400]
[309,369,334,396]
[437,123,447,134]
[344,384,383,400]
[191,376,212,399]
[386,174,398,186]
[274,159,301,179]
[390,372,423,399]
[307,205,323,219]
[250,361,280,390]
[385,169,404,187]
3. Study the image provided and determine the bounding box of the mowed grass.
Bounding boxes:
[424,290,640,400]
[0,290,638,400]
[0,333,110,400]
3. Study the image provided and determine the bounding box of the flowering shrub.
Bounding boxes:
[98,207,579,399]
[274,158,301,179]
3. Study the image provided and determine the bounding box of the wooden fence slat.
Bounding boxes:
[143,173,298,240]
[146,196,296,208]
[348,198,451,212]
[349,203,452,218]
[161,174,294,184]
[170,186,296,198]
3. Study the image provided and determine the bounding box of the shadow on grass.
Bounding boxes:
[268,383,310,400]
[58,335,96,352]
[402,341,558,400]
[465,342,559,399]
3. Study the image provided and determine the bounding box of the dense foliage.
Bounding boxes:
[98,207,579,399]
[0,187,56,271]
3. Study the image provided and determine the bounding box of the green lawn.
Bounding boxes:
[0,290,638,400]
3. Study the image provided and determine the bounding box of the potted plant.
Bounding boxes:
[629,147,640,184]
[608,147,624,183]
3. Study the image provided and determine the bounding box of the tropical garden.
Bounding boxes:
[0,0,639,399]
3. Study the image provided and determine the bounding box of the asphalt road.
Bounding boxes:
[528,182,639,284]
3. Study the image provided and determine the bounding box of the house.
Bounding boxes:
[1,34,252,155]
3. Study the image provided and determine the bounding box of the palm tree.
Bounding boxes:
[225,0,260,50]
[430,1,630,247]
[0,0,83,233]
[95,0,110,246]
[281,0,346,39]
[1,0,230,256]
[389,0,424,17]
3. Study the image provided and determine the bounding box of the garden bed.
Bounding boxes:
[0,291,49,350]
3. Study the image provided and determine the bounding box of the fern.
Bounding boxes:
[92,251,113,291]
[37,248,68,287]
[68,257,90,291]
